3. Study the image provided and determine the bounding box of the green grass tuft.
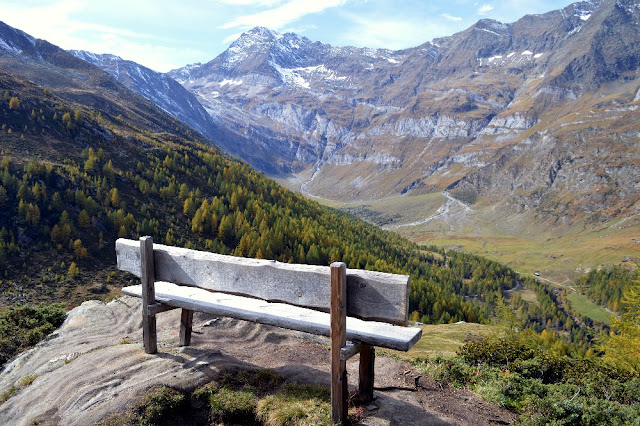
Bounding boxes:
[256,383,332,426]
[138,386,187,425]
[209,387,257,424]
[0,374,38,404]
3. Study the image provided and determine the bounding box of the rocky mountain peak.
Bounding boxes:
[69,50,123,66]
[160,0,638,222]
[222,26,320,71]
[227,26,278,55]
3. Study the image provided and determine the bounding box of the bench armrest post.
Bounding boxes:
[140,236,157,354]
[330,262,348,425]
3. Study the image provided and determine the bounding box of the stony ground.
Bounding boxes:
[0,297,515,425]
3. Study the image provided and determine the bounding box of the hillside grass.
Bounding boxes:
[566,292,612,325]
[307,190,639,289]
[388,322,495,359]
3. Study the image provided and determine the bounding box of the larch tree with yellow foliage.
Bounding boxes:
[599,273,640,373]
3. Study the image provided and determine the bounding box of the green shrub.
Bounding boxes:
[0,303,66,366]
[137,386,187,425]
[418,334,640,424]
[511,352,570,384]
[428,356,476,388]
[209,387,257,424]
[458,335,536,368]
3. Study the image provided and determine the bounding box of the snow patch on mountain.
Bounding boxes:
[220,79,243,86]
[271,62,310,88]
[0,24,35,55]
[478,50,544,67]
[169,62,202,85]
[0,38,20,55]
[575,9,592,21]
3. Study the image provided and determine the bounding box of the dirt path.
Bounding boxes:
[0,297,515,425]
[384,191,473,231]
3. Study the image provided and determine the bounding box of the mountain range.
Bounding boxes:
[65,0,639,228]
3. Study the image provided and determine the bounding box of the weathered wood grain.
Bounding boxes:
[140,237,157,354]
[147,303,178,316]
[116,238,410,325]
[340,343,363,361]
[179,309,193,346]
[330,262,347,425]
[121,283,422,351]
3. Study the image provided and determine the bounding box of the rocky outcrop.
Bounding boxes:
[0,297,516,426]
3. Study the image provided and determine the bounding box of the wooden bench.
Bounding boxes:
[116,237,422,424]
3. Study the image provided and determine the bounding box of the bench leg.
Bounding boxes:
[140,236,157,354]
[359,345,375,402]
[330,262,348,425]
[142,310,157,354]
[179,309,193,346]
[331,351,348,425]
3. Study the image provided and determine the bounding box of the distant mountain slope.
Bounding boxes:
[69,50,218,138]
[166,0,638,223]
[68,50,284,175]
[0,21,181,134]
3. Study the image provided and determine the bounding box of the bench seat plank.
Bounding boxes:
[122,282,422,352]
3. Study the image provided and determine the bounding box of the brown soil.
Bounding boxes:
[0,297,515,425]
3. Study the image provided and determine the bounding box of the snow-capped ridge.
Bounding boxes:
[0,21,36,55]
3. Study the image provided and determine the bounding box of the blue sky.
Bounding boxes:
[1,0,576,72]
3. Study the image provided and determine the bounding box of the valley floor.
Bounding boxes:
[279,174,639,325]
[279,175,640,286]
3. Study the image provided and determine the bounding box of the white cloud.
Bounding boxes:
[0,0,210,72]
[441,13,462,22]
[478,4,494,14]
[281,24,318,35]
[221,0,347,30]
[222,32,243,44]
[214,0,283,5]
[338,13,456,50]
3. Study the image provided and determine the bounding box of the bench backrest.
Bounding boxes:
[116,238,410,325]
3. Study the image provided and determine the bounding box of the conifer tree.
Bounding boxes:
[8,97,19,110]
[599,273,640,373]
[78,210,91,228]
[68,262,79,279]
[73,239,88,259]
